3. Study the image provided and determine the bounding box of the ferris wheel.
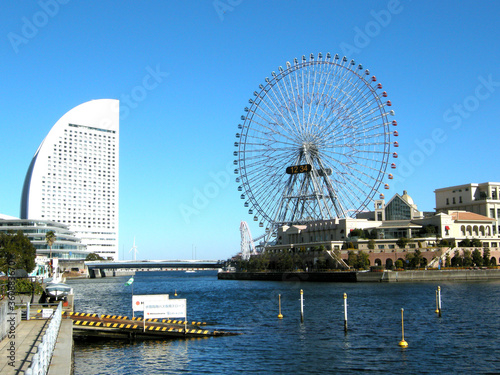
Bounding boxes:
[233,52,398,232]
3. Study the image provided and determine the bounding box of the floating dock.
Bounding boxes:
[31,310,238,340]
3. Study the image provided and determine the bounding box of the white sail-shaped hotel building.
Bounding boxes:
[21,99,119,260]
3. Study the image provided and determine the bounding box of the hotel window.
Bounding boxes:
[446,198,449,205]
[452,197,456,204]
[459,196,462,203]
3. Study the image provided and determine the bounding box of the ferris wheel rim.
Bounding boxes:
[234,53,396,228]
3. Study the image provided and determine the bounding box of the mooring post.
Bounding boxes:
[398,308,408,348]
[437,286,442,317]
[300,289,304,323]
[343,293,348,333]
[278,294,283,319]
[435,289,439,314]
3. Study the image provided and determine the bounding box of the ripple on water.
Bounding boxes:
[69,275,500,374]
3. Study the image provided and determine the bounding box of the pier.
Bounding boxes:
[60,312,237,339]
[0,301,72,375]
[0,296,237,374]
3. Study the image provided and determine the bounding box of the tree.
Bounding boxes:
[472,249,483,267]
[458,238,472,247]
[347,251,357,268]
[445,253,451,268]
[471,239,482,247]
[347,250,369,269]
[419,225,437,237]
[368,229,378,239]
[396,237,409,249]
[463,249,473,267]
[395,259,404,269]
[357,251,370,270]
[349,228,365,238]
[408,249,423,269]
[45,230,56,258]
[85,253,105,261]
[483,248,491,267]
[368,239,376,250]
[451,249,462,267]
[438,239,450,247]
[0,231,36,275]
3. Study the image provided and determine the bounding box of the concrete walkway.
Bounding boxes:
[0,318,73,375]
[0,319,47,374]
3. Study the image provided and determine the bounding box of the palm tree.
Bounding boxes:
[45,230,56,258]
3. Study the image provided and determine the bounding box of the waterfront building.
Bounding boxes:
[0,214,89,259]
[357,190,427,221]
[384,190,423,220]
[20,99,119,260]
[435,182,500,236]
[265,190,500,268]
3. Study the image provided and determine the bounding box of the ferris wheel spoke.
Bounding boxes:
[268,77,304,137]
[245,112,300,145]
[334,182,366,212]
[252,93,305,141]
[235,53,395,228]
[282,69,305,137]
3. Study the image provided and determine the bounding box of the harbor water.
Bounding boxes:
[68,272,500,374]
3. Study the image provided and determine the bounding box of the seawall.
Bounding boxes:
[218,269,500,282]
[218,271,357,282]
[372,269,500,282]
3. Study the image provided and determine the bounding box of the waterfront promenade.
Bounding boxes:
[0,310,73,374]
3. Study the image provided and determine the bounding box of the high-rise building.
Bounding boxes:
[21,99,119,260]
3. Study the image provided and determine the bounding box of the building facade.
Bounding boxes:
[0,214,89,259]
[20,99,119,260]
[435,182,500,236]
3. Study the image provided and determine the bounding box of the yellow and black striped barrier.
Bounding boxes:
[65,311,235,339]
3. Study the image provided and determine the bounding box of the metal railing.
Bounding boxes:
[25,302,62,375]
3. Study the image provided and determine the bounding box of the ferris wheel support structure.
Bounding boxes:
[234,52,399,244]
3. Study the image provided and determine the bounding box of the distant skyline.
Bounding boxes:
[1,1,499,260]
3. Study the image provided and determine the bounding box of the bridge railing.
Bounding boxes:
[25,302,62,375]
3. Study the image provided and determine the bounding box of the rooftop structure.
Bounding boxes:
[20,99,119,260]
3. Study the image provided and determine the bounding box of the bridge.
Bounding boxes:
[85,259,226,278]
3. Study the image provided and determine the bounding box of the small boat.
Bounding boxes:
[44,258,73,300]
[185,270,196,274]
[45,282,73,299]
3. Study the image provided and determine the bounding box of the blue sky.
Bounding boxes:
[1,1,499,261]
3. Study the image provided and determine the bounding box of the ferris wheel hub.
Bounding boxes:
[234,52,396,233]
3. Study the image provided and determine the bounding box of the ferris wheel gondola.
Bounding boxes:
[233,52,398,236]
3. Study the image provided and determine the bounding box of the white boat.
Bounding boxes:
[45,282,73,298]
[185,270,196,273]
[44,258,73,300]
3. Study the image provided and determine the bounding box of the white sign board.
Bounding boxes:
[42,309,53,319]
[144,299,187,319]
[132,294,169,312]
